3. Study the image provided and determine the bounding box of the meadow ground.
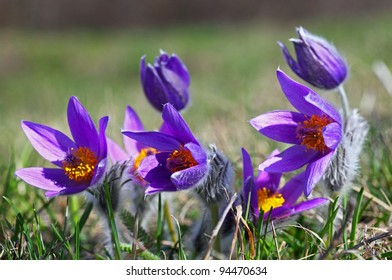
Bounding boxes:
[0,14,391,260]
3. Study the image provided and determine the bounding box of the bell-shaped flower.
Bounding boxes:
[241,148,328,220]
[15,96,108,197]
[122,103,207,195]
[278,27,347,90]
[250,70,342,196]
[140,50,190,112]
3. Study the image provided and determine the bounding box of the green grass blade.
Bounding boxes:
[156,193,163,253]
[172,216,187,260]
[350,187,364,247]
[78,202,93,232]
[103,179,122,260]
[74,222,80,260]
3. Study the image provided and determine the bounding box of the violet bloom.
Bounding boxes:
[122,103,208,195]
[250,70,342,196]
[278,26,347,90]
[107,105,158,186]
[15,96,108,197]
[140,50,190,112]
[242,148,328,220]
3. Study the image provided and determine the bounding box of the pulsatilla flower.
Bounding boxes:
[140,50,190,112]
[15,96,108,197]
[241,148,328,220]
[107,105,157,186]
[278,26,347,90]
[122,103,208,195]
[250,70,342,196]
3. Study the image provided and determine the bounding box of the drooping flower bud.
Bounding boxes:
[278,27,347,90]
[140,50,190,112]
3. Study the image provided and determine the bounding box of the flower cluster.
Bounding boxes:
[15,27,368,257]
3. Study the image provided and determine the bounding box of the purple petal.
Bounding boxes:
[123,105,145,155]
[159,55,190,111]
[290,198,329,215]
[107,138,128,163]
[255,171,282,194]
[171,163,208,190]
[45,184,92,197]
[15,167,86,197]
[263,205,291,221]
[279,172,307,205]
[322,122,342,150]
[145,184,177,195]
[97,116,108,160]
[276,70,341,123]
[250,110,306,144]
[91,158,108,186]
[184,142,206,164]
[142,65,168,111]
[163,54,190,86]
[162,103,197,144]
[122,130,181,151]
[21,121,76,167]
[138,154,161,178]
[159,121,172,136]
[241,148,258,215]
[265,197,328,221]
[144,165,176,195]
[303,91,342,123]
[304,151,335,196]
[67,96,99,153]
[255,149,282,193]
[241,148,255,189]
[278,41,304,79]
[259,145,319,173]
[140,55,147,85]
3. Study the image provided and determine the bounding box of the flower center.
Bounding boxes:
[257,187,285,213]
[166,146,198,173]
[62,147,98,183]
[296,114,333,153]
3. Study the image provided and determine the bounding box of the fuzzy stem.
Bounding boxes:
[164,200,177,243]
[337,85,350,120]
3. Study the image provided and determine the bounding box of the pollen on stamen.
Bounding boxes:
[62,147,98,183]
[257,187,285,213]
[166,146,198,173]
[296,114,333,153]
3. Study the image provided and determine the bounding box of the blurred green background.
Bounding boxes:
[1,1,392,172]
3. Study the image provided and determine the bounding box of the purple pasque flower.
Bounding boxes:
[241,148,328,221]
[107,105,157,186]
[250,70,342,196]
[140,50,190,112]
[278,26,347,90]
[122,103,208,195]
[15,96,108,197]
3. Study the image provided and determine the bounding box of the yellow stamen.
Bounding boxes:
[62,147,98,183]
[257,187,285,213]
[296,114,333,153]
[166,146,198,173]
